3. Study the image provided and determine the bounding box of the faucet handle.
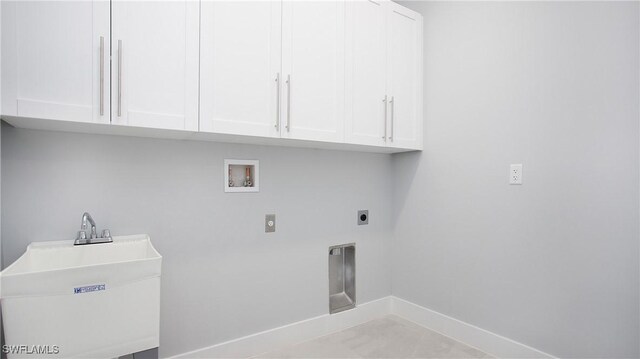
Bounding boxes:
[77,230,87,240]
[101,229,111,239]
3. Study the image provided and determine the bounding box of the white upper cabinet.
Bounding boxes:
[111,1,199,131]
[387,2,422,149]
[346,0,423,150]
[1,1,110,123]
[1,1,423,153]
[200,1,282,137]
[345,0,388,147]
[281,1,345,143]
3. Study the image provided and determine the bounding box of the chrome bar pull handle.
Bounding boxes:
[99,36,104,116]
[382,95,387,140]
[286,74,291,132]
[117,40,123,117]
[389,96,394,141]
[275,73,280,130]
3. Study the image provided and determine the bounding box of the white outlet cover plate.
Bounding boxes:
[510,164,523,185]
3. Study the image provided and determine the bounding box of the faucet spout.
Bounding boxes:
[75,212,112,246]
[81,212,97,239]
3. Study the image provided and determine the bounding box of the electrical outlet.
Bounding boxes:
[358,210,369,225]
[265,214,276,233]
[510,164,523,185]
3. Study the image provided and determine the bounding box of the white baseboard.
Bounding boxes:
[169,296,554,359]
[391,297,555,359]
[169,296,392,359]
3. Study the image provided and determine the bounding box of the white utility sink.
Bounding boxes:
[1,234,162,358]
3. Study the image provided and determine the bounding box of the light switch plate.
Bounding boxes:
[265,214,276,233]
[510,164,523,185]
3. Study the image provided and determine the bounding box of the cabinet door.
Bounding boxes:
[281,1,345,142]
[111,1,199,131]
[345,0,388,147]
[1,1,110,123]
[387,3,423,150]
[200,1,282,137]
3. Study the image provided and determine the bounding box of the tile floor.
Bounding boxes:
[256,315,491,358]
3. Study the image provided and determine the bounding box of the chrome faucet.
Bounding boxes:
[82,212,98,239]
[75,212,113,245]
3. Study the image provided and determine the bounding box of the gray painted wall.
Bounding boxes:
[0,126,393,357]
[393,2,639,358]
[2,1,639,358]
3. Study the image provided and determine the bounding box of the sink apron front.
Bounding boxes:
[1,235,161,359]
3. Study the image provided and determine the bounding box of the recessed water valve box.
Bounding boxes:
[225,159,259,193]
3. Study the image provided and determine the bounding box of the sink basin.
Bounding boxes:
[1,234,162,358]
